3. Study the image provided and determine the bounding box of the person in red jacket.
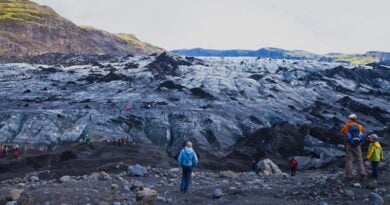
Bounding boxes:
[13,145,20,159]
[290,157,298,176]
[0,145,4,158]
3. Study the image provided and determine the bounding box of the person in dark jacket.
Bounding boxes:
[177,141,198,193]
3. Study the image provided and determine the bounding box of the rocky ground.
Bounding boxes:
[0,143,389,205]
[1,154,389,205]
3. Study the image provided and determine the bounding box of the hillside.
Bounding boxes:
[172,48,390,65]
[0,0,163,57]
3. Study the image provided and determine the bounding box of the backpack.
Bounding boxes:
[182,151,193,167]
[346,124,364,146]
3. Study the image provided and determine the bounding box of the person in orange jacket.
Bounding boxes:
[341,114,366,180]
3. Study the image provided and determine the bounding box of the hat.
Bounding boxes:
[186,141,193,147]
[348,114,357,120]
[368,134,378,141]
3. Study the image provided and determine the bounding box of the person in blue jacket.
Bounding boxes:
[177,141,198,193]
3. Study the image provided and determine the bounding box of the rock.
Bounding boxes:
[100,171,110,177]
[213,188,223,199]
[367,180,379,189]
[88,172,100,180]
[344,190,354,198]
[17,183,26,188]
[168,168,180,175]
[220,170,237,178]
[5,201,17,205]
[353,183,361,188]
[256,159,282,175]
[124,185,130,192]
[263,170,271,176]
[318,202,329,205]
[136,188,158,204]
[128,164,148,177]
[59,176,71,183]
[6,189,24,201]
[131,180,144,190]
[368,192,384,205]
[30,176,39,183]
[281,172,289,179]
[112,202,121,205]
[111,184,119,189]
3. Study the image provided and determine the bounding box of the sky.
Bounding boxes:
[34,0,390,54]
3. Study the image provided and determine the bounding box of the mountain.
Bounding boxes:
[0,0,163,57]
[171,48,390,65]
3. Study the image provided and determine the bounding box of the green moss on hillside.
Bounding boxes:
[116,33,145,47]
[78,25,97,30]
[0,0,55,23]
[116,33,162,51]
[329,54,378,65]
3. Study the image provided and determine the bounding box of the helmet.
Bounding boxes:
[368,134,378,141]
[348,114,357,120]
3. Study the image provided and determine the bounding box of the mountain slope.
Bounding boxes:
[172,48,389,65]
[0,0,163,57]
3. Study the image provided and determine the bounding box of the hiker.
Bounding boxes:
[366,134,384,179]
[124,135,129,144]
[341,114,366,180]
[177,141,198,193]
[251,160,257,172]
[13,144,20,159]
[84,134,90,145]
[0,144,4,158]
[290,157,298,176]
[4,144,9,157]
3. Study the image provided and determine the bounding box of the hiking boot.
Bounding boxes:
[345,176,353,182]
[360,174,368,181]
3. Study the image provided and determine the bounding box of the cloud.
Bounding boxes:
[34,0,390,54]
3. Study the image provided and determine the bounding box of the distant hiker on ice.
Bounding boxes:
[341,114,366,180]
[177,141,198,193]
[366,134,384,179]
[290,157,298,176]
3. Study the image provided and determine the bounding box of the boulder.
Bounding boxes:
[344,190,354,198]
[256,159,282,175]
[294,156,314,170]
[30,176,39,183]
[124,185,130,192]
[131,180,145,190]
[168,168,180,175]
[59,176,71,183]
[5,202,17,205]
[136,188,158,205]
[111,184,119,189]
[368,192,384,205]
[353,183,361,188]
[367,180,379,189]
[100,171,110,177]
[128,164,148,176]
[213,188,223,198]
[88,172,100,180]
[6,189,24,201]
[220,170,237,178]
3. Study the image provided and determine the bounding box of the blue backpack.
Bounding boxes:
[346,124,364,146]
